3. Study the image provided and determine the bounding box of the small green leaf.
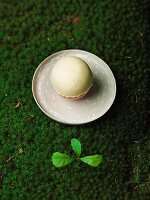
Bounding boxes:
[71,138,81,157]
[52,152,73,168]
[79,155,102,167]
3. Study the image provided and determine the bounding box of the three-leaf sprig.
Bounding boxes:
[52,138,102,168]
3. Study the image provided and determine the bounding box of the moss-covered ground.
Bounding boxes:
[0,0,149,199]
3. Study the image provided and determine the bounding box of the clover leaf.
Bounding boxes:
[71,138,81,157]
[52,152,73,168]
[79,155,102,167]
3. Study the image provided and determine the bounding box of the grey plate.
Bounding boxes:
[32,49,116,125]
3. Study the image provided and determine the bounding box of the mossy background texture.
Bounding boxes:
[0,0,149,199]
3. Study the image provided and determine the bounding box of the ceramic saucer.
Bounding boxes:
[32,49,116,125]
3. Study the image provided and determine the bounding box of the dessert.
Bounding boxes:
[50,56,93,99]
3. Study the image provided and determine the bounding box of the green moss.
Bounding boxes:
[0,0,149,199]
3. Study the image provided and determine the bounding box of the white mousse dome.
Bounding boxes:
[50,56,93,99]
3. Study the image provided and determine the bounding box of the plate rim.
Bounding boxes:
[32,49,117,125]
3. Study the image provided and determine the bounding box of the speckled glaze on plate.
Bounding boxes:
[32,49,116,125]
